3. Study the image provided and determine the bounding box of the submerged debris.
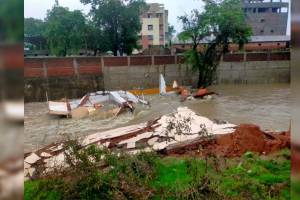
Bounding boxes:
[48,90,149,119]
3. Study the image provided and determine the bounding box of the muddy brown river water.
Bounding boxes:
[24,84,290,153]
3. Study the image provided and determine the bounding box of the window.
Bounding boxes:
[270,29,274,33]
[253,8,256,13]
[281,7,288,13]
[260,30,264,33]
[272,8,280,13]
[160,35,164,40]
[260,19,265,23]
[148,14,152,18]
[258,8,268,13]
[148,35,153,40]
[258,43,262,46]
[159,24,163,30]
[277,43,280,46]
[148,25,153,31]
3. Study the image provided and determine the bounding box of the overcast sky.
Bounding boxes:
[24,0,290,35]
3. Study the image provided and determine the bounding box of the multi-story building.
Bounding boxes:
[140,3,168,50]
[243,0,289,36]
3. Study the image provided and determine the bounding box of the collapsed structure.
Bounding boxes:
[24,107,290,180]
[48,90,149,119]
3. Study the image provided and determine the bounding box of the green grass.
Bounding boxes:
[24,148,291,200]
[24,179,63,200]
[152,158,203,190]
[292,179,300,200]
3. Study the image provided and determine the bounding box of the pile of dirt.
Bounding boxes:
[163,124,290,157]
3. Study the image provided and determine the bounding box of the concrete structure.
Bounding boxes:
[24,52,290,102]
[140,3,168,50]
[243,0,289,36]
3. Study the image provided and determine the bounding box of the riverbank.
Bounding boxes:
[24,98,291,199]
[24,148,291,200]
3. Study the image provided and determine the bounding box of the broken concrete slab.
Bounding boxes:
[24,153,40,165]
[28,168,36,177]
[40,152,52,158]
[24,162,30,170]
[147,137,159,146]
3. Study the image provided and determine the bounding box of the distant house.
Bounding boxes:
[140,3,169,50]
[243,0,289,36]
[171,35,290,54]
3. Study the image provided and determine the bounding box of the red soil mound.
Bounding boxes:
[164,124,290,157]
[214,124,290,157]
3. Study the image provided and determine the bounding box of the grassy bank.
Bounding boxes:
[25,145,291,200]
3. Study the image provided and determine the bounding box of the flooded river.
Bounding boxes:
[25,84,290,153]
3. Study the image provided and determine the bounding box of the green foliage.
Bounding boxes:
[80,0,148,56]
[178,0,252,88]
[292,180,300,200]
[24,18,45,37]
[152,158,197,191]
[24,179,63,200]
[25,143,290,200]
[0,0,23,43]
[44,5,87,56]
[85,22,110,55]
[243,151,254,158]
[166,24,176,46]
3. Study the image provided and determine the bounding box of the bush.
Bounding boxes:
[24,142,290,200]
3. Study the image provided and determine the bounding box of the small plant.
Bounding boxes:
[162,113,193,142]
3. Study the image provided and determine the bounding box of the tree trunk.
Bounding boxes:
[113,48,118,56]
[197,70,204,88]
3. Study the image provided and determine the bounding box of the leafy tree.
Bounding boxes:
[44,4,87,56]
[24,18,45,37]
[84,22,110,56]
[0,0,23,43]
[178,0,252,88]
[166,24,176,47]
[24,18,47,50]
[80,0,148,56]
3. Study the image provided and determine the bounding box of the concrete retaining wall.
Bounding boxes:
[24,52,290,102]
[217,60,290,84]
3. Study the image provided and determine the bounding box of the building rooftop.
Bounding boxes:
[173,35,290,45]
[250,35,290,42]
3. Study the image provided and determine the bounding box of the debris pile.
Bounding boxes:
[24,107,236,179]
[24,107,290,180]
[48,90,149,119]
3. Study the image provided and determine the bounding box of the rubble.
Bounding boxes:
[23,107,290,180]
[24,153,40,164]
[48,90,149,118]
